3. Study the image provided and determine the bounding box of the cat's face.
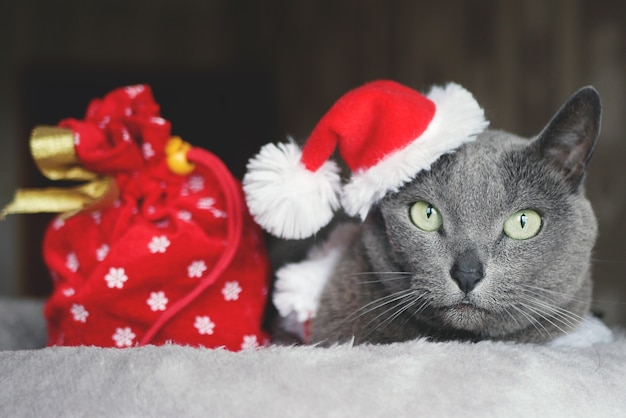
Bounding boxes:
[365,87,601,341]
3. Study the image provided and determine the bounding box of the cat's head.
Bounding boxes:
[365,86,601,341]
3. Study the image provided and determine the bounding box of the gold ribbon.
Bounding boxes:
[1,126,118,219]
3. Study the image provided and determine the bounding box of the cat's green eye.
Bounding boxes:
[410,201,443,232]
[503,209,542,240]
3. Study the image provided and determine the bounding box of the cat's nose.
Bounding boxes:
[450,251,484,294]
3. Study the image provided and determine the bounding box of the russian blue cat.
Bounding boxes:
[308,86,602,345]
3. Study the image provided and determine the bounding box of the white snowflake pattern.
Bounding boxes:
[98,115,111,129]
[52,217,65,230]
[212,209,227,218]
[66,252,79,273]
[91,211,102,225]
[96,244,110,261]
[150,117,166,126]
[241,335,260,350]
[221,281,242,301]
[177,210,192,222]
[124,85,145,98]
[70,304,89,323]
[62,287,76,297]
[105,267,128,289]
[142,142,155,159]
[148,235,170,254]
[112,327,136,347]
[194,316,215,335]
[187,260,207,278]
[197,197,227,218]
[187,175,205,192]
[197,197,215,209]
[73,132,80,146]
[147,291,168,312]
[121,129,131,142]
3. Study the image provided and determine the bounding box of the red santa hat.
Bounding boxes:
[243,80,489,239]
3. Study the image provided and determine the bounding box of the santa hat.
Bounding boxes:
[243,80,489,239]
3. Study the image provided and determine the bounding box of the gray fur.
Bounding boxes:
[310,87,602,345]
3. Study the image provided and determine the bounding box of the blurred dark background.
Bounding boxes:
[1,0,625,325]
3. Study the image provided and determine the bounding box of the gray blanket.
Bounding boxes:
[1,299,625,417]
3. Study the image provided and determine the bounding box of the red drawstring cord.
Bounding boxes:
[139,147,243,345]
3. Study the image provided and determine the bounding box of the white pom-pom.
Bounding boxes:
[243,141,341,239]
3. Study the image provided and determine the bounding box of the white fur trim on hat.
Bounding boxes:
[341,83,489,219]
[243,140,341,239]
[273,223,359,339]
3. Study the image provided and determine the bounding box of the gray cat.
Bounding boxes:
[308,86,602,345]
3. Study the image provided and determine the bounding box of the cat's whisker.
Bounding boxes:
[345,288,416,323]
[518,288,587,327]
[509,304,552,339]
[520,283,607,310]
[361,293,426,328]
[520,292,585,321]
[517,296,581,331]
[501,306,523,330]
[360,294,425,340]
[591,258,626,265]
[325,291,416,342]
[520,282,622,311]
[346,272,414,277]
[402,297,439,331]
[339,271,414,285]
[369,297,421,333]
[519,284,588,303]
[412,298,432,317]
[359,277,415,285]
[516,301,569,336]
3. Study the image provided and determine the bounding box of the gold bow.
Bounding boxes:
[1,126,118,220]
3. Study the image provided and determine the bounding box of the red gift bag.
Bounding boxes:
[8,85,271,350]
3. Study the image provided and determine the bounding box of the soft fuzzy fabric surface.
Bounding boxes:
[1,298,626,417]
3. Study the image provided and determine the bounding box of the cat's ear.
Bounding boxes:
[533,86,601,190]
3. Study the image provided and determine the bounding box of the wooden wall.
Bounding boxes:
[1,0,625,325]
